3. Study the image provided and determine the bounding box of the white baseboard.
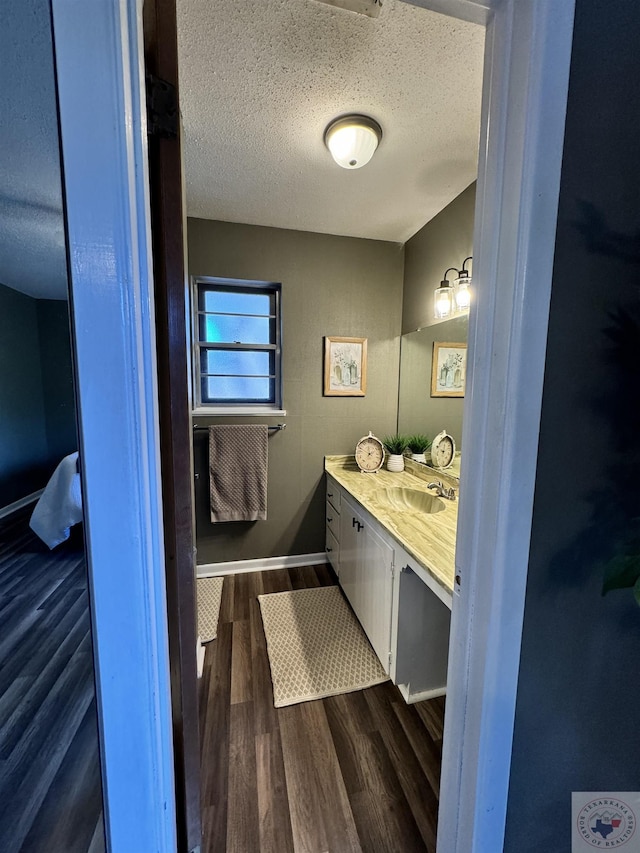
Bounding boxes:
[0,490,43,521]
[196,552,328,578]
[398,683,447,704]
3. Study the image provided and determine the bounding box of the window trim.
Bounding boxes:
[190,276,283,413]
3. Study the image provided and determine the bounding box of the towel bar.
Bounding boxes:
[192,423,286,433]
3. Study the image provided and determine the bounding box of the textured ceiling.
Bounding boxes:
[177,0,484,243]
[0,0,68,300]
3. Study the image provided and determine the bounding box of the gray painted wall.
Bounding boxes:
[188,218,404,564]
[402,181,475,335]
[0,284,77,507]
[397,316,468,448]
[504,1,640,849]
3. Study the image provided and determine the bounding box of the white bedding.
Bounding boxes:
[29,452,83,549]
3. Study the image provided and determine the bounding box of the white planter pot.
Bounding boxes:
[386,454,405,472]
[410,453,427,464]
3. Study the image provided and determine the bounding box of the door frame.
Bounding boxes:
[51,0,576,850]
[51,0,177,850]
[404,1,576,850]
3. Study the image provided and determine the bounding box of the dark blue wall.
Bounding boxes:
[504,1,640,850]
[0,284,49,503]
[0,284,76,507]
[37,299,77,463]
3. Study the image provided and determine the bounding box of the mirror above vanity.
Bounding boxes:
[397,314,468,480]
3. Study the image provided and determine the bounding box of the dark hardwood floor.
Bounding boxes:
[0,507,104,853]
[199,564,445,853]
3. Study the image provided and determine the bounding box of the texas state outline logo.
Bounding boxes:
[572,793,639,851]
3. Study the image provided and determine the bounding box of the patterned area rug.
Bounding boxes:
[197,577,224,643]
[258,585,389,708]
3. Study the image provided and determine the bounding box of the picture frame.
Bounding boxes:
[323,336,367,396]
[431,341,467,398]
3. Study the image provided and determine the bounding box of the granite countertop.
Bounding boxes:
[324,455,458,596]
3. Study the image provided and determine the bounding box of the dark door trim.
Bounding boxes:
[143,1,202,850]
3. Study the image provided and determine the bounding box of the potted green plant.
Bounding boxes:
[406,434,431,464]
[383,435,408,472]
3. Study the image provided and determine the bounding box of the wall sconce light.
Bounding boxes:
[434,267,458,320]
[434,257,473,320]
[324,115,382,169]
[453,256,472,312]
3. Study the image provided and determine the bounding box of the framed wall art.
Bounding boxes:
[323,336,367,396]
[431,341,467,398]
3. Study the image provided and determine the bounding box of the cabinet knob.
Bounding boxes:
[327,546,332,552]
[328,492,333,498]
[327,517,333,523]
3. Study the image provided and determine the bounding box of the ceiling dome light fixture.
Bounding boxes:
[324,115,382,170]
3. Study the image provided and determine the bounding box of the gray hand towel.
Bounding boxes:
[208,425,268,522]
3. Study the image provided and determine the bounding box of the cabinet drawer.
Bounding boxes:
[326,478,341,514]
[325,527,339,572]
[326,500,339,538]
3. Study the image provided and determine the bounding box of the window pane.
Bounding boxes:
[199,313,271,344]
[203,375,273,402]
[200,289,272,316]
[201,349,271,377]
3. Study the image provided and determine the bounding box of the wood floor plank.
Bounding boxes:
[0,647,94,851]
[288,565,320,589]
[200,620,232,795]
[295,700,362,853]
[278,705,331,853]
[233,573,252,622]
[0,513,102,853]
[313,562,337,587]
[392,698,443,798]
[323,691,376,797]
[250,586,278,737]
[414,696,446,743]
[200,621,232,853]
[349,730,427,853]
[86,814,106,853]
[244,570,265,601]
[364,684,439,851]
[255,729,294,853]
[218,574,235,626]
[226,701,260,853]
[18,700,103,853]
[230,620,252,705]
[261,568,293,595]
[0,589,88,701]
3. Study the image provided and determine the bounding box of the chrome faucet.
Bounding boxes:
[427,480,457,501]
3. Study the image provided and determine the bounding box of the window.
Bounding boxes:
[191,277,283,412]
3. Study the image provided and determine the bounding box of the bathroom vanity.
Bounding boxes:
[325,455,456,703]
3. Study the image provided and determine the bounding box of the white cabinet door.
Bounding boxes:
[339,496,361,613]
[339,496,393,673]
[361,521,394,670]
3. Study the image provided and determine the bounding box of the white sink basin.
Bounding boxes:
[381,487,445,514]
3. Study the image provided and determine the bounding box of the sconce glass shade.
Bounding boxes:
[324,115,382,169]
[434,283,454,319]
[453,271,471,312]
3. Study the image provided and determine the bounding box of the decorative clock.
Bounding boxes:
[355,431,385,473]
[430,430,456,469]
